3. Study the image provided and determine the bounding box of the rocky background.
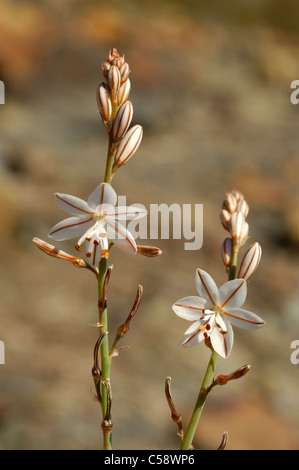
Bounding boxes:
[0,0,299,450]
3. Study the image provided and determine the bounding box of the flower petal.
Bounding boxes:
[48,216,93,241]
[195,269,218,307]
[105,219,137,254]
[223,307,266,330]
[210,319,234,358]
[180,318,213,348]
[172,296,209,321]
[54,193,93,216]
[87,183,117,210]
[107,205,147,221]
[218,279,247,309]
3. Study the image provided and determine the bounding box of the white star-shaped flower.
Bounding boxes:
[48,182,147,266]
[172,269,265,358]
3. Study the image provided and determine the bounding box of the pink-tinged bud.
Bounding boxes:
[108,65,121,101]
[229,211,245,241]
[114,124,143,167]
[118,78,131,105]
[97,83,112,121]
[112,101,133,141]
[221,238,233,267]
[119,62,130,84]
[220,209,232,231]
[223,192,237,214]
[238,242,262,280]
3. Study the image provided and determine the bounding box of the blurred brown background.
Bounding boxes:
[0,0,299,450]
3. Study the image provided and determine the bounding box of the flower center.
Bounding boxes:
[213,305,223,316]
[93,207,106,222]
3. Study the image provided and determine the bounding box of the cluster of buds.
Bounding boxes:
[97,48,143,173]
[220,190,262,280]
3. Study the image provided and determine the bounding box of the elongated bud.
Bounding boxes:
[221,238,232,267]
[101,60,111,79]
[118,78,131,105]
[137,245,162,257]
[114,124,143,168]
[33,238,86,268]
[229,211,246,241]
[215,365,251,386]
[223,192,237,214]
[237,199,249,218]
[238,242,262,280]
[108,65,121,101]
[96,83,112,122]
[220,209,231,231]
[119,62,130,84]
[112,101,133,141]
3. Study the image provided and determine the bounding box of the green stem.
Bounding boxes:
[180,240,240,450]
[180,349,219,450]
[98,257,112,449]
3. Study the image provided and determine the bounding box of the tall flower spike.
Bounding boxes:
[48,182,147,266]
[172,268,265,358]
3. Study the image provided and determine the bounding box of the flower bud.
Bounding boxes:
[33,237,86,268]
[119,62,130,84]
[223,192,237,214]
[108,48,119,63]
[220,209,231,231]
[221,238,233,267]
[108,65,121,101]
[229,211,245,241]
[114,124,143,168]
[101,60,111,79]
[96,83,112,122]
[238,242,262,280]
[112,101,133,141]
[118,78,131,105]
[137,245,162,257]
[237,199,249,218]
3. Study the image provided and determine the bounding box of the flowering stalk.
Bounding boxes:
[177,190,265,450]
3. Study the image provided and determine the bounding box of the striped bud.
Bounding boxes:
[101,61,111,79]
[137,245,162,257]
[223,192,237,214]
[118,78,131,105]
[229,211,245,241]
[96,83,112,122]
[238,242,262,280]
[114,124,143,168]
[221,238,233,268]
[119,62,130,84]
[112,101,133,141]
[220,209,232,231]
[237,199,249,218]
[108,65,121,101]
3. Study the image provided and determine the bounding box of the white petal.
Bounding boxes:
[48,216,94,241]
[172,296,209,321]
[54,193,93,216]
[87,183,117,210]
[180,319,212,348]
[107,205,147,221]
[218,279,247,309]
[210,319,234,358]
[223,307,266,330]
[105,219,137,254]
[195,269,218,307]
